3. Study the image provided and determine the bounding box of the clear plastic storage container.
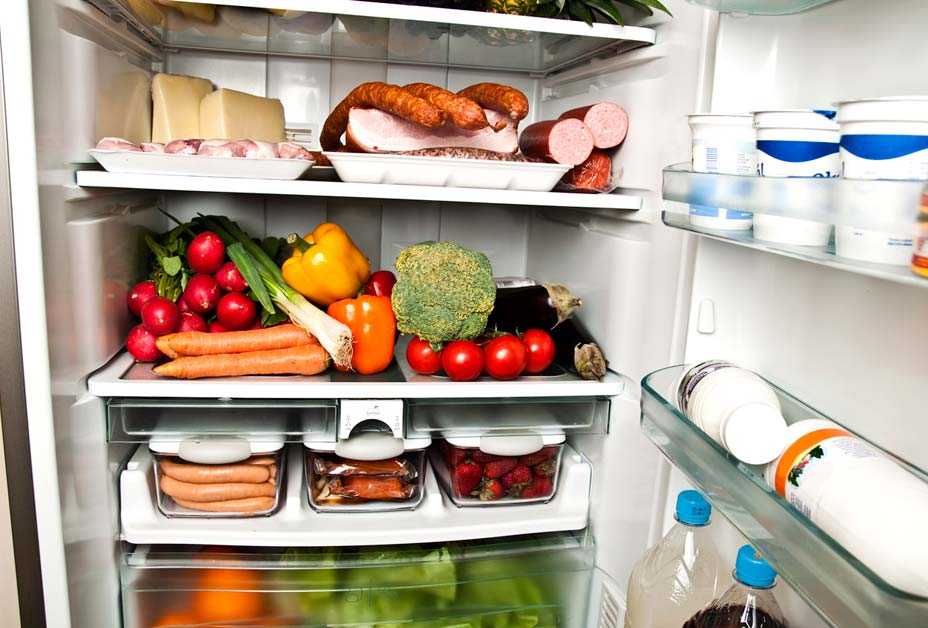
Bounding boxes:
[304,431,430,512]
[150,432,286,518]
[433,434,565,506]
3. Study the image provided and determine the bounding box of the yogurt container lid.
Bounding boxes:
[688,113,754,126]
[754,110,839,131]
[721,402,787,465]
[836,96,928,123]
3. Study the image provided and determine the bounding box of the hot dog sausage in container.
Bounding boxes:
[432,433,565,506]
[150,432,286,518]
[304,431,430,512]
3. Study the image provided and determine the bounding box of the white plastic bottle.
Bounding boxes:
[624,490,725,628]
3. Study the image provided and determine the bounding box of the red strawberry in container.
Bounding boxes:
[452,461,483,497]
[519,446,558,467]
[521,476,553,499]
[479,478,504,501]
[501,465,532,497]
[483,458,517,479]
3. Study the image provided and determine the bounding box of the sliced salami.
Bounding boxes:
[518,119,594,166]
[559,102,628,149]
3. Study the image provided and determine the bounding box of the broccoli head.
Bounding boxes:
[391,241,495,345]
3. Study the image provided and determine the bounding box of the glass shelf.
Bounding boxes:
[640,365,928,628]
[684,0,836,15]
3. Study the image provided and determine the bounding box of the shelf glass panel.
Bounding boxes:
[685,0,836,14]
[640,365,928,628]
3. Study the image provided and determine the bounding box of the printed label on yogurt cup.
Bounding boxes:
[840,134,928,180]
[693,139,756,175]
[757,140,840,178]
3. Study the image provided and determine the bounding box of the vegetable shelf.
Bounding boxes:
[640,365,928,628]
[120,445,591,545]
[75,170,643,212]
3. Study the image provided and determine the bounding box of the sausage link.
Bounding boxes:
[403,83,490,131]
[457,83,529,122]
[320,82,446,150]
[173,496,276,513]
[160,476,276,502]
[159,457,271,484]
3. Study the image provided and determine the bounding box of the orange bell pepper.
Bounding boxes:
[327,295,396,374]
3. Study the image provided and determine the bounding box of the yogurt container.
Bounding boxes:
[835,97,928,265]
[765,419,928,597]
[754,110,840,246]
[688,114,756,230]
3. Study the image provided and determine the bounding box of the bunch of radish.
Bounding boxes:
[125,231,261,362]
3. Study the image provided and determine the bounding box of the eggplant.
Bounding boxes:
[550,317,607,381]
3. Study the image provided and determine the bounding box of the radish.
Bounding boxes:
[177,297,191,313]
[126,324,162,362]
[186,231,226,274]
[127,280,158,317]
[141,297,180,336]
[178,311,208,333]
[182,274,221,314]
[216,292,257,330]
[208,321,228,333]
[215,261,248,292]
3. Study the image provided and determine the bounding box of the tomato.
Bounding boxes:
[406,336,442,375]
[521,328,556,374]
[483,334,526,380]
[441,340,484,381]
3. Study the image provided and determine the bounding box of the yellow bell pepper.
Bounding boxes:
[281,223,371,306]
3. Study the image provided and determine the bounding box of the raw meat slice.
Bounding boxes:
[277,141,315,161]
[140,142,165,153]
[196,139,243,157]
[96,137,141,151]
[164,139,203,155]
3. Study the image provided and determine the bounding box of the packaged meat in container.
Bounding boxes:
[305,431,430,512]
[555,149,621,194]
[150,432,285,518]
[432,434,565,506]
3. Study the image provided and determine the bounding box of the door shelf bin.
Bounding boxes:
[684,0,835,14]
[640,365,928,628]
[107,397,337,444]
[407,396,611,436]
[122,532,594,628]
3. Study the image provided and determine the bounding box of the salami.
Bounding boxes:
[320,82,446,150]
[403,83,492,131]
[557,149,614,193]
[518,119,594,166]
[559,102,628,149]
[458,83,529,122]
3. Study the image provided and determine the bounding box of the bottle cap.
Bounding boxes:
[735,545,777,588]
[675,490,711,526]
[722,403,787,465]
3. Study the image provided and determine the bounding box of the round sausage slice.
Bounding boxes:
[559,103,628,149]
[518,119,594,166]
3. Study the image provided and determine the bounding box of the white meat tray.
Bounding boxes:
[88,149,313,180]
[324,152,571,191]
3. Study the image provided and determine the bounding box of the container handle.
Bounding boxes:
[479,434,544,456]
[177,436,253,464]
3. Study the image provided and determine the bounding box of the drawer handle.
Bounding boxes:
[177,436,253,464]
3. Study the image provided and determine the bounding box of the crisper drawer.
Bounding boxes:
[107,397,337,443]
[122,532,594,628]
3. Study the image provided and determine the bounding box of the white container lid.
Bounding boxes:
[688,113,753,126]
[304,431,431,459]
[720,403,788,465]
[445,433,565,457]
[754,110,839,131]
[836,97,928,123]
[149,434,285,463]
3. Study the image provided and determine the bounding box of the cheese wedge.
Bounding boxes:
[96,71,152,144]
[151,73,213,143]
[199,89,286,143]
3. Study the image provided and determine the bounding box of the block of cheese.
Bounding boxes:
[152,73,213,143]
[96,71,152,145]
[199,89,286,143]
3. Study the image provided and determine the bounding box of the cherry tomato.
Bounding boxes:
[406,337,442,375]
[441,340,484,381]
[483,334,526,380]
[521,328,556,374]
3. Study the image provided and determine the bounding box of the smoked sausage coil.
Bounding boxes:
[159,457,273,484]
[559,102,628,149]
[457,83,529,122]
[173,496,276,513]
[403,83,493,131]
[556,149,614,193]
[320,82,446,150]
[518,119,594,166]
[160,476,276,502]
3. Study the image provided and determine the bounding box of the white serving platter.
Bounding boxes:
[324,151,571,191]
[88,149,313,180]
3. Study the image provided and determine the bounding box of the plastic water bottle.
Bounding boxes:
[624,490,724,628]
[683,545,789,628]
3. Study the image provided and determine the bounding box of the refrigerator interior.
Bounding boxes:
[6,0,926,627]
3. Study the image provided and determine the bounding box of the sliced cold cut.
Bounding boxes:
[518,119,594,165]
[173,496,276,512]
[559,103,628,149]
[346,107,518,153]
[159,457,274,484]
[457,83,529,122]
[557,149,614,193]
[160,475,276,502]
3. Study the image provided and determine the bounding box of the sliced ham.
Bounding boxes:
[345,107,518,154]
[96,137,141,151]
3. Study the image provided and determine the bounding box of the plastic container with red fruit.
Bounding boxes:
[432,434,564,506]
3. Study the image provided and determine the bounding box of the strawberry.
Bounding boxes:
[534,459,557,477]
[452,461,483,497]
[479,478,504,501]
[448,447,469,467]
[519,446,558,467]
[501,465,532,489]
[473,450,502,463]
[521,476,553,499]
[483,457,517,479]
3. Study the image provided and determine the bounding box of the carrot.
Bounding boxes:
[156,323,317,359]
[154,344,329,379]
